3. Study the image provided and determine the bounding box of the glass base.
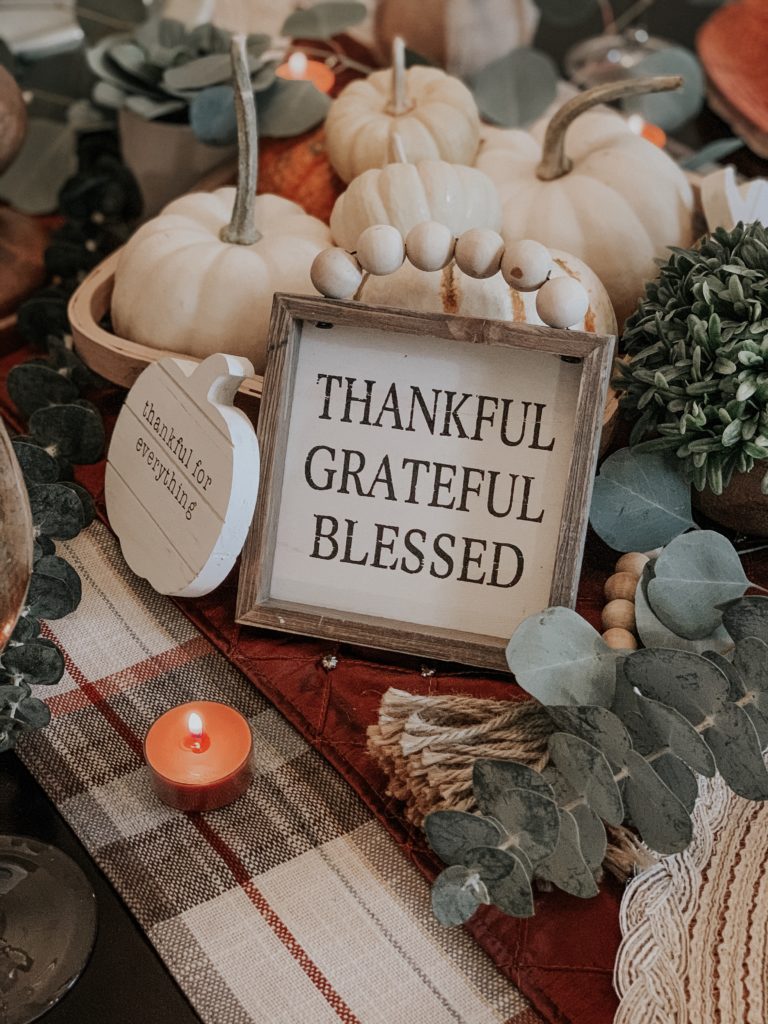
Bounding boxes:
[565,29,673,89]
[0,835,96,1024]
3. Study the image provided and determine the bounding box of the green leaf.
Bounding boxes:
[7,364,79,419]
[634,565,732,654]
[623,648,729,723]
[189,84,236,146]
[707,703,768,800]
[0,119,78,215]
[622,749,693,854]
[546,705,631,771]
[547,732,624,825]
[468,47,558,128]
[29,404,105,464]
[14,696,51,729]
[25,573,78,621]
[257,78,331,138]
[35,555,82,608]
[28,484,85,540]
[624,46,705,132]
[540,767,607,870]
[721,596,768,644]
[431,865,486,926]
[589,448,694,552]
[532,0,599,26]
[652,753,698,814]
[465,847,534,917]
[679,137,744,171]
[163,51,263,91]
[123,94,187,120]
[58,482,96,528]
[424,810,503,866]
[281,2,367,39]
[12,441,59,485]
[506,608,616,707]
[535,809,599,898]
[647,531,748,639]
[2,641,65,686]
[474,787,560,865]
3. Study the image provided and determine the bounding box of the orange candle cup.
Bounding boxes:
[144,701,253,812]
[276,51,335,94]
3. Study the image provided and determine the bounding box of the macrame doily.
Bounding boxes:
[614,766,768,1023]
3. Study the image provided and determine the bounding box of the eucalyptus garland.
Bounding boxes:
[0,132,139,752]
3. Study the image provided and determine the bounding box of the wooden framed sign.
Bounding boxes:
[237,295,614,671]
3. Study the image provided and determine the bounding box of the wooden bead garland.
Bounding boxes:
[311,225,590,330]
[600,552,651,651]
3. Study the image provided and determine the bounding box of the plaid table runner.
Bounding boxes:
[16,519,541,1024]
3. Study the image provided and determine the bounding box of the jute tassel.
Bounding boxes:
[367,687,656,883]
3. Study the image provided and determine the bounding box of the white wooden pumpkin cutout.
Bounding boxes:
[105,353,259,597]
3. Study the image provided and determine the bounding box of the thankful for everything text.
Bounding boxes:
[301,374,560,588]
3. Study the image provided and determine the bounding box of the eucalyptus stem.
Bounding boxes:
[536,75,682,182]
[220,34,260,246]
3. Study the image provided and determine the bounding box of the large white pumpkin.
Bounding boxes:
[325,54,480,183]
[330,158,501,250]
[475,77,695,327]
[112,189,331,373]
[357,247,617,336]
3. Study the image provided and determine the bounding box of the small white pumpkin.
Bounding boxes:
[325,37,481,184]
[476,76,695,327]
[111,37,331,374]
[356,246,617,336]
[329,138,501,251]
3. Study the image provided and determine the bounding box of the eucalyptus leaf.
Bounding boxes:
[547,733,624,825]
[109,40,164,88]
[468,47,557,128]
[633,690,716,777]
[431,865,487,926]
[473,759,555,809]
[7,364,79,419]
[2,641,65,686]
[625,46,705,132]
[532,0,599,26]
[535,809,599,898]
[14,697,51,730]
[189,84,236,145]
[506,607,616,707]
[163,51,262,91]
[59,482,96,527]
[623,648,729,724]
[281,2,367,39]
[123,94,187,120]
[0,119,78,215]
[647,531,748,639]
[707,703,768,800]
[465,847,534,917]
[724,638,768,746]
[35,555,82,608]
[679,137,744,171]
[257,79,331,138]
[475,788,560,865]
[25,573,78,621]
[10,617,40,645]
[721,596,768,644]
[546,705,631,771]
[635,565,731,654]
[622,749,693,854]
[11,441,59,485]
[28,484,84,540]
[589,448,694,552]
[651,752,699,814]
[29,404,105,464]
[424,810,503,866]
[540,766,608,871]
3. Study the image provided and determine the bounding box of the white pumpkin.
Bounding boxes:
[475,76,695,327]
[112,189,330,372]
[329,157,502,250]
[356,247,617,336]
[111,37,331,375]
[325,38,480,183]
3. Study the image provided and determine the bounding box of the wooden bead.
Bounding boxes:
[615,552,649,577]
[501,239,552,291]
[356,224,405,275]
[454,228,504,279]
[310,247,363,299]
[604,571,639,603]
[601,598,636,633]
[602,627,638,651]
[536,276,589,329]
[405,221,455,272]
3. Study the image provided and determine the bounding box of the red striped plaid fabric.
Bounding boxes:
[17,520,542,1024]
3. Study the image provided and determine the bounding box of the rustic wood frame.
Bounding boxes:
[236,295,615,672]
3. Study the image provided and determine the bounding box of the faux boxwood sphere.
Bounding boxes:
[617,221,768,496]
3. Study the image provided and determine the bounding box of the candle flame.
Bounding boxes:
[288,51,307,76]
[188,711,204,738]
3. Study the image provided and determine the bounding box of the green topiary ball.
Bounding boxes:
[616,221,768,496]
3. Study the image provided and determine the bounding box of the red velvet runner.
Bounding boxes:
[5,338,767,1024]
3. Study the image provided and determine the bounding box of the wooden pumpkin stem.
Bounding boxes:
[536,75,683,182]
[387,35,412,116]
[220,34,261,245]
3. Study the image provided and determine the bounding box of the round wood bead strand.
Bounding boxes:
[310,227,590,330]
[600,551,649,650]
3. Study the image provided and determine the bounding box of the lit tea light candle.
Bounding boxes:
[144,701,253,812]
[627,113,667,149]
[276,50,335,94]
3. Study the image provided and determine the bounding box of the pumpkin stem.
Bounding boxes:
[387,35,412,116]
[536,75,683,182]
[220,34,261,245]
[389,131,409,163]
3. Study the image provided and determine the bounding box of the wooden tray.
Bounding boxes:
[68,248,264,400]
